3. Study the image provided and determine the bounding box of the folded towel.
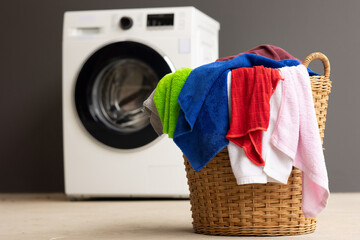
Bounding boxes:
[143,89,163,136]
[217,44,298,62]
[227,71,292,185]
[272,65,329,218]
[226,66,283,166]
[153,68,192,138]
[174,53,311,172]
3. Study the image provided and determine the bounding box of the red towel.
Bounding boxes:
[226,66,283,166]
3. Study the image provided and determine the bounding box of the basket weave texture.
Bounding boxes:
[184,52,332,236]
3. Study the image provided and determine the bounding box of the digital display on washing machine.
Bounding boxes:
[147,14,174,27]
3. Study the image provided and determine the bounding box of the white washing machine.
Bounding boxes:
[62,7,220,198]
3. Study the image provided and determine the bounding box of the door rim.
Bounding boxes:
[74,41,173,149]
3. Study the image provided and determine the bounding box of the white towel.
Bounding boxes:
[143,89,163,136]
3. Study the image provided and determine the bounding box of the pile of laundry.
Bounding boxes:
[143,45,329,218]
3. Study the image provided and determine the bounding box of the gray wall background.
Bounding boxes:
[0,0,357,192]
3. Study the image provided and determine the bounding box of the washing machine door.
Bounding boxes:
[75,41,173,149]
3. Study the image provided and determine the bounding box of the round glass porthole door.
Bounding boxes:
[75,41,172,149]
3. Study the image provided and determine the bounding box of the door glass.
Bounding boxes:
[91,58,158,133]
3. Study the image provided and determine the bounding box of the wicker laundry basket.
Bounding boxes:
[183,52,332,236]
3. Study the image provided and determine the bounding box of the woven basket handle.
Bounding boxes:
[303,52,330,77]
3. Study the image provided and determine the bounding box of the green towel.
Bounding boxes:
[153,68,192,138]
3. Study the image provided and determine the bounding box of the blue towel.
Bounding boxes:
[174,53,318,171]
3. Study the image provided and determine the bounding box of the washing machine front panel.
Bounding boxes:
[75,41,172,149]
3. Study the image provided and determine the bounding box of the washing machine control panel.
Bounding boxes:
[147,14,174,27]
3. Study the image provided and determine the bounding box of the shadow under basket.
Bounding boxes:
[183,52,332,236]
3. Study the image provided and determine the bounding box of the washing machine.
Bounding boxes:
[62,7,220,198]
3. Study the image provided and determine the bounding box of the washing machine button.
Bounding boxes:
[120,17,133,30]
